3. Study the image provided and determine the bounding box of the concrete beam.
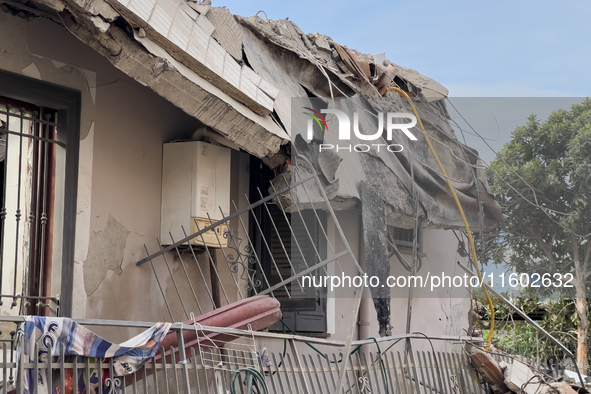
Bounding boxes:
[57,0,288,159]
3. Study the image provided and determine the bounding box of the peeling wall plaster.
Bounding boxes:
[72,123,94,318]
[21,62,41,79]
[83,214,129,295]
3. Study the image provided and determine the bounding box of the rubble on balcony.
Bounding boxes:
[468,344,590,394]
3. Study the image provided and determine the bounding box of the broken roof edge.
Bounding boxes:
[235,13,449,101]
[39,0,450,158]
[130,32,290,151]
[33,0,290,160]
[106,0,278,117]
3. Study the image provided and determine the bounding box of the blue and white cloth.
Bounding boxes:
[18,317,171,394]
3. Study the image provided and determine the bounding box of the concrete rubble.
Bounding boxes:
[502,360,544,394]
[468,346,511,394]
[469,346,589,394]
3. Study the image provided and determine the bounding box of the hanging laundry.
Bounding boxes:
[18,316,171,394]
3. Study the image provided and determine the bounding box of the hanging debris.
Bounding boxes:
[360,181,391,337]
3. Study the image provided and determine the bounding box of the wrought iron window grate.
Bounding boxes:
[137,157,363,324]
[0,102,62,316]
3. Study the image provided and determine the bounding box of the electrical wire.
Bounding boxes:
[387,87,495,350]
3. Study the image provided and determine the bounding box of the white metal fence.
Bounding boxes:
[0,317,490,394]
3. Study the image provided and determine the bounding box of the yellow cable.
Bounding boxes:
[387,87,494,349]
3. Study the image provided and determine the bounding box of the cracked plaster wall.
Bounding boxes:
[62,24,205,340]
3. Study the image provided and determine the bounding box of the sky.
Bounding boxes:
[215,0,589,164]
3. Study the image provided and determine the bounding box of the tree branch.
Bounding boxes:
[529,228,556,270]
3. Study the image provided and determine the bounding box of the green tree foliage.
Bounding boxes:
[483,98,591,372]
[476,296,591,368]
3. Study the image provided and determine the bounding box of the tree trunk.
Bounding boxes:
[571,232,589,373]
[575,296,589,373]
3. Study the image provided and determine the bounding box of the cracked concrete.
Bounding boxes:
[83,215,130,296]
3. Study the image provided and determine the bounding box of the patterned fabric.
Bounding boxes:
[18,317,171,394]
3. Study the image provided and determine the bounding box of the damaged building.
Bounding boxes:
[0,0,573,393]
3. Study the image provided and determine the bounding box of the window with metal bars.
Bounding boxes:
[0,99,56,316]
[0,70,80,316]
[388,226,422,250]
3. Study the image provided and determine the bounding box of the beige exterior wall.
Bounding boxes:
[0,11,94,338]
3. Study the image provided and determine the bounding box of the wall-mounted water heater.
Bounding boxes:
[160,141,231,247]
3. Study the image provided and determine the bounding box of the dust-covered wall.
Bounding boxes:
[27,20,206,337]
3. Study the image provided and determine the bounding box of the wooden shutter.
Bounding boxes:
[262,207,327,332]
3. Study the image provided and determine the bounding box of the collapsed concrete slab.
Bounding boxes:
[469,346,511,394]
[24,0,290,162]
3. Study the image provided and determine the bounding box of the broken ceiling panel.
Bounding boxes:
[108,0,277,115]
[21,0,289,159]
[205,6,242,62]
[130,31,289,157]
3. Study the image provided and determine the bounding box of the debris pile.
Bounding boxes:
[236,14,449,100]
[468,346,589,394]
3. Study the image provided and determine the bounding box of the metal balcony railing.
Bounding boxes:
[0,316,491,394]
